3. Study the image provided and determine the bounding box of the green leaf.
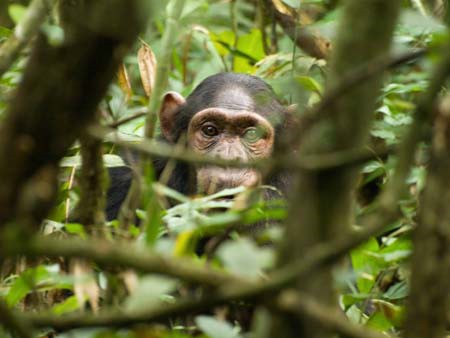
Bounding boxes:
[52,295,80,315]
[371,129,396,143]
[341,293,372,308]
[196,316,243,338]
[64,223,87,239]
[6,266,50,306]
[217,238,274,278]
[296,76,323,94]
[366,311,394,331]
[350,238,383,293]
[281,0,301,9]
[60,154,125,168]
[41,23,65,46]
[124,276,178,311]
[345,304,367,324]
[384,281,409,300]
[8,4,26,24]
[0,26,12,39]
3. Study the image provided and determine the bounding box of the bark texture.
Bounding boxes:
[270,1,401,338]
[76,131,107,234]
[0,0,147,231]
[403,94,450,338]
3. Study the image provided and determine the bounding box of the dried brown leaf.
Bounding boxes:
[138,43,157,97]
[118,63,133,100]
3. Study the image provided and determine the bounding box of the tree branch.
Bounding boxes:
[272,1,401,337]
[0,236,247,287]
[0,215,388,330]
[0,0,54,77]
[276,290,396,338]
[267,0,331,59]
[0,299,34,338]
[0,0,147,229]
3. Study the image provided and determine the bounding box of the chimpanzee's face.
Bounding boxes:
[187,108,274,194]
[158,73,285,195]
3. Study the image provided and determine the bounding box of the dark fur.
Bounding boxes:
[106,73,291,221]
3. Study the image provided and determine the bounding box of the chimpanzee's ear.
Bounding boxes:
[277,103,301,151]
[159,91,186,142]
[283,104,300,129]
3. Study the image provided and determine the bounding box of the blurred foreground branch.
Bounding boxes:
[1,215,392,330]
[0,0,54,77]
[0,299,33,338]
[267,0,331,59]
[272,1,401,338]
[0,0,147,230]
[276,290,394,338]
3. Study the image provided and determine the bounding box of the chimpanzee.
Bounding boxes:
[106,72,294,221]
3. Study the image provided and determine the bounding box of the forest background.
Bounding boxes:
[0,1,449,338]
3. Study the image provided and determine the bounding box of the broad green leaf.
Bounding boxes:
[64,223,87,239]
[210,31,235,56]
[8,4,26,24]
[366,311,394,332]
[124,276,177,311]
[350,238,383,293]
[217,238,274,278]
[341,293,372,308]
[297,76,323,94]
[345,304,367,325]
[384,281,409,300]
[371,299,404,328]
[173,230,199,256]
[52,295,80,315]
[6,266,50,306]
[196,316,243,338]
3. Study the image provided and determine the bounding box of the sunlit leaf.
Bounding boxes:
[52,295,80,315]
[124,275,177,311]
[8,4,26,24]
[196,316,243,338]
[297,76,323,94]
[118,63,133,100]
[6,266,50,306]
[217,238,274,278]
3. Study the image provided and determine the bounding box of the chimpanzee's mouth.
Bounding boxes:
[196,166,261,195]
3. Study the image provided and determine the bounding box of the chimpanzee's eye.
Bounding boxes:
[243,127,262,143]
[201,125,219,137]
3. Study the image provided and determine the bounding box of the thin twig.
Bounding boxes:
[88,124,391,171]
[108,110,147,128]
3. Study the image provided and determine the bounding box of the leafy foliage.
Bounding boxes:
[0,0,448,337]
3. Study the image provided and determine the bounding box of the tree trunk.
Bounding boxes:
[269,1,401,337]
[0,0,147,232]
[403,94,450,338]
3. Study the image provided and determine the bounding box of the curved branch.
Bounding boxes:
[267,0,331,59]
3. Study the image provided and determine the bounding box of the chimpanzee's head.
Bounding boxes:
[158,73,290,194]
